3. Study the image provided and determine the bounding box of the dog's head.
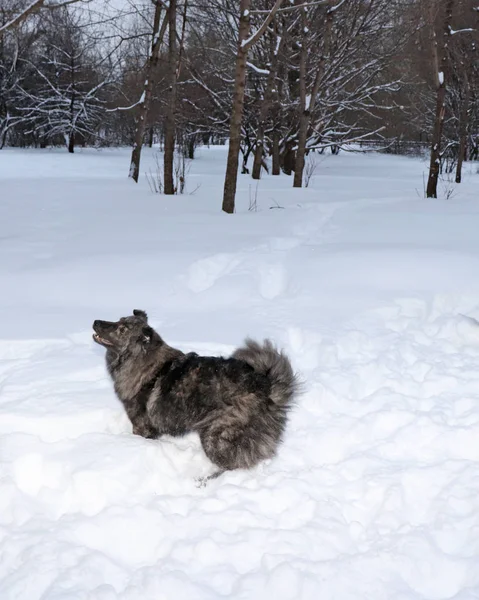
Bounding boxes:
[93,309,156,354]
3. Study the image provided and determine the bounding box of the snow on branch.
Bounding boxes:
[246,62,270,75]
[328,0,347,13]
[106,92,146,112]
[250,0,329,14]
[448,26,475,35]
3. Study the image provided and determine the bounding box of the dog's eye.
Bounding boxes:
[118,325,127,334]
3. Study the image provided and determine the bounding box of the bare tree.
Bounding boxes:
[426,0,455,198]
[0,0,90,37]
[222,0,253,214]
[287,0,404,187]
[222,0,284,214]
[163,0,178,194]
[12,8,111,152]
[129,1,168,182]
[452,2,478,183]
[293,0,335,188]
[251,11,288,179]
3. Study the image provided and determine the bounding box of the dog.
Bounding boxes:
[93,310,299,481]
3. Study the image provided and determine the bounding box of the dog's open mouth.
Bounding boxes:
[93,333,114,347]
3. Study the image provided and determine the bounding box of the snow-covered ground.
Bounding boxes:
[1,146,479,599]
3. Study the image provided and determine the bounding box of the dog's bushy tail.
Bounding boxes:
[232,338,299,406]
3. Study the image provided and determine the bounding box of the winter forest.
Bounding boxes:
[3,2,479,598]
[1,0,479,211]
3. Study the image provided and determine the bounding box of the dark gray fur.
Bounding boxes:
[93,310,299,478]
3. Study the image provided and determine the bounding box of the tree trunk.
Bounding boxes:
[293,114,308,186]
[222,0,284,213]
[241,135,253,174]
[222,0,251,214]
[129,3,167,183]
[426,0,454,198]
[293,4,309,188]
[148,128,154,148]
[252,22,285,180]
[68,51,75,154]
[164,0,178,195]
[188,135,195,159]
[0,106,7,148]
[252,124,266,180]
[293,0,334,188]
[282,140,296,175]
[271,60,286,177]
[426,88,447,197]
[68,131,75,154]
[470,138,478,161]
[455,76,470,184]
[272,129,280,175]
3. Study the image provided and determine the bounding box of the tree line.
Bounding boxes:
[1,0,478,211]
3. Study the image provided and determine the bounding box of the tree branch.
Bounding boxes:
[243,0,284,52]
[0,0,90,37]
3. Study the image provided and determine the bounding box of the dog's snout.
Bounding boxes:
[93,319,116,332]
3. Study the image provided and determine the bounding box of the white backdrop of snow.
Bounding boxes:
[1,146,479,599]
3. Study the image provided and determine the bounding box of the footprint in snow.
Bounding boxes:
[257,263,288,300]
[186,253,243,293]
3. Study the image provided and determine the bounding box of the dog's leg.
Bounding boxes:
[124,400,159,439]
[132,422,159,439]
[195,470,225,488]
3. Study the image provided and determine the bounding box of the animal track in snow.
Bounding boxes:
[186,253,243,293]
[257,263,288,300]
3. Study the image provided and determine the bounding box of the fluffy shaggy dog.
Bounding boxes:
[93,310,299,480]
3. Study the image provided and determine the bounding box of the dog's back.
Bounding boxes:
[148,351,277,434]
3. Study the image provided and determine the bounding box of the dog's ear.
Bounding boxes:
[142,325,153,344]
[133,309,148,322]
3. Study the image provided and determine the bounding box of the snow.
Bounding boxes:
[449,26,475,35]
[305,93,311,111]
[1,146,479,599]
[107,93,145,112]
[439,71,444,85]
[246,62,270,75]
[329,0,348,13]
[274,34,281,57]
